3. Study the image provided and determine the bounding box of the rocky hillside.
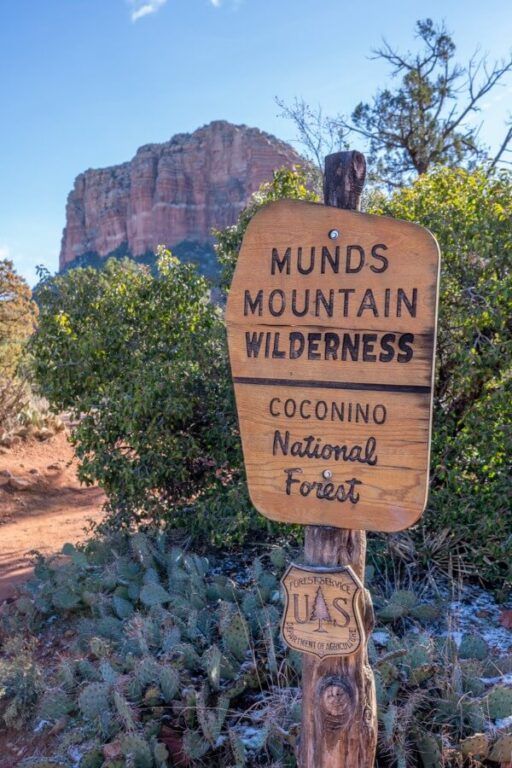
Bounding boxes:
[60,121,304,272]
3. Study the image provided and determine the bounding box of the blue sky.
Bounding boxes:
[1,0,511,284]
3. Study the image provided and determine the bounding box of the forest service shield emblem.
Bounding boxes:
[281,564,364,658]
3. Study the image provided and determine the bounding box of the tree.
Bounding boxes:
[279,19,512,186]
[310,586,332,633]
[0,259,37,377]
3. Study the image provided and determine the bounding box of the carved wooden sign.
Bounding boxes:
[226,199,440,531]
[281,564,364,658]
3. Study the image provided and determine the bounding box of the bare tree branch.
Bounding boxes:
[490,119,512,169]
[275,97,346,170]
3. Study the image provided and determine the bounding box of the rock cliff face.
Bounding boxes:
[60,121,304,270]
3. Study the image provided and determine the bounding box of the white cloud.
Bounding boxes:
[0,245,10,260]
[209,0,244,8]
[128,0,168,22]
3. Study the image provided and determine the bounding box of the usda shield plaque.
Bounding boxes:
[281,564,364,658]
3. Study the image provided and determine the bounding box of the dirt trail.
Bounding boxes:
[0,431,104,600]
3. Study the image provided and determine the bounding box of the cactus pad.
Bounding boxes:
[487,684,512,720]
[458,633,489,661]
[78,682,111,720]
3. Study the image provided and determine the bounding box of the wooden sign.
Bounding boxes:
[226,199,440,531]
[281,564,363,659]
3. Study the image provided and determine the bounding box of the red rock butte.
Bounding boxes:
[59,120,304,271]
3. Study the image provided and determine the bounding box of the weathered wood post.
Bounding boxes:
[300,151,377,768]
[225,150,440,768]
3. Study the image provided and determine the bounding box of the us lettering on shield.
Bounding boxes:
[281,564,364,659]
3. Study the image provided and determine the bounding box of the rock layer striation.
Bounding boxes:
[60,121,304,270]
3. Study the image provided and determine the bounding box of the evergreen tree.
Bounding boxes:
[310,587,332,633]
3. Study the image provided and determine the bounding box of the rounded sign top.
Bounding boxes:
[226,199,440,532]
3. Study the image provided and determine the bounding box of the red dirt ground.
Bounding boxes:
[0,431,105,601]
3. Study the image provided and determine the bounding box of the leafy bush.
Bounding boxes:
[31,252,247,540]
[1,532,511,767]
[371,166,512,588]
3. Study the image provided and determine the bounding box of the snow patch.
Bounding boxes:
[68,746,84,768]
[33,719,50,733]
[373,631,391,646]
[496,714,512,729]
[481,673,512,686]
[439,585,512,653]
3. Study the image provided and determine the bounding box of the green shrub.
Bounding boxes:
[61,239,219,282]
[371,166,512,588]
[31,252,249,539]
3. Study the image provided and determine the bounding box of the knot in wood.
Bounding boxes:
[350,151,367,196]
[318,676,357,730]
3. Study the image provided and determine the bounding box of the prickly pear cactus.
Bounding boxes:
[139,582,171,607]
[120,733,153,768]
[486,684,512,720]
[78,682,111,720]
[12,531,510,768]
[38,690,73,721]
[202,644,222,689]
[459,732,489,758]
[113,594,134,620]
[182,729,210,760]
[489,732,512,763]
[269,546,287,571]
[196,683,230,744]
[415,731,442,768]
[114,690,136,731]
[378,589,418,621]
[219,605,250,661]
[153,740,169,768]
[229,727,247,767]
[461,659,486,696]
[135,656,160,687]
[159,666,180,702]
[458,633,489,661]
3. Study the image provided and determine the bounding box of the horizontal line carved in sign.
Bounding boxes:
[233,377,431,395]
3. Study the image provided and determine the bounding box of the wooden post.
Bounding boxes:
[226,147,440,767]
[299,151,378,768]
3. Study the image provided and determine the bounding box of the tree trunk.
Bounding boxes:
[299,151,378,768]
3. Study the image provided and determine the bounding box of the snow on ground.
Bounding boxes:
[441,583,512,654]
